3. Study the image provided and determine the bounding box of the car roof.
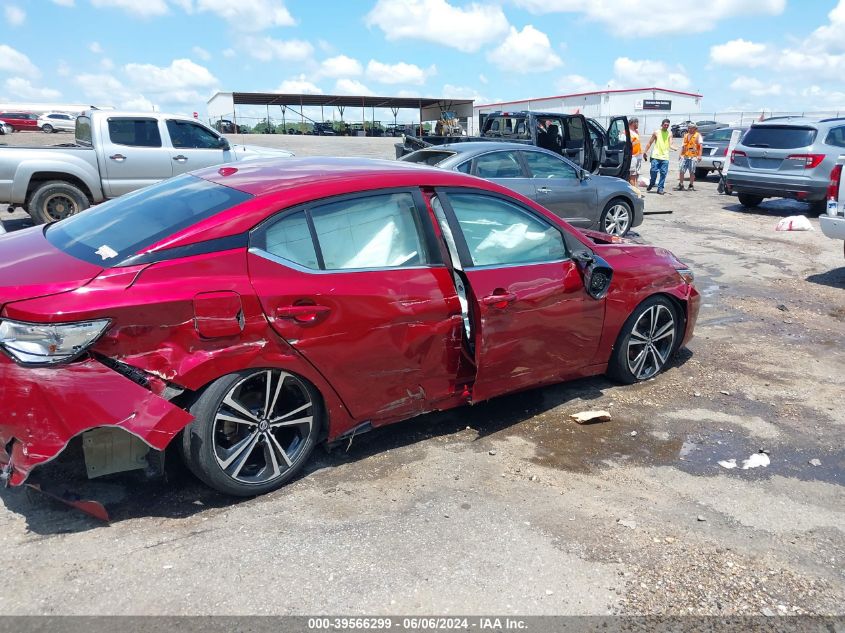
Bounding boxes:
[751,117,835,128]
[417,141,562,156]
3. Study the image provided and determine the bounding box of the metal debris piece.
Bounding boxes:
[569,410,612,424]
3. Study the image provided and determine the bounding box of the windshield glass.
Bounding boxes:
[46,175,252,266]
[742,126,817,149]
[402,150,455,166]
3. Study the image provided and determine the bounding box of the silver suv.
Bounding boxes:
[727,117,845,210]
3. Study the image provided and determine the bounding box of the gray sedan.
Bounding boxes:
[698,127,747,178]
[401,142,644,236]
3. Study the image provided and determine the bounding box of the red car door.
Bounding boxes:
[434,189,605,402]
[247,190,464,424]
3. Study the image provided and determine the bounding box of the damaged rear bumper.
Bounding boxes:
[0,354,193,487]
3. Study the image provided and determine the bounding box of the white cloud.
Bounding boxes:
[487,25,562,72]
[479,74,488,85]
[77,71,193,110]
[241,36,313,62]
[441,84,489,103]
[100,58,115,70]
[276,75,323,94]
[192,46,211,61]
[557,74,601,93]
[805,0,845,54]
[0,45,39,77]
[52,0,75,5]
[366,0,509,53]
[57,61,72,77]
[801,85,845,109]
[729,76,782,96]
[4,78,60,100]
[709,39,768,67]
[318,55,363,79]
[366,60,435,85]
[91,0,169,17]
[89,41,104,54]
[612,57,691,90]
[5,5,26,26]
[334,79,373,96]
[124,58,217,93]
[222,48,236,58]
[191,0,295,31]
[509,0,785,36]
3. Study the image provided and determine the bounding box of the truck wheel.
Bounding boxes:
[29,181,90,224]
[737,194,763,208]
[42,124,54,133]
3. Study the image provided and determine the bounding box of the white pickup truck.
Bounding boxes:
[820,155,845,256]
[0,110,293,223]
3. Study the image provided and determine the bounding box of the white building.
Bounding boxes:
[472,87,702,135]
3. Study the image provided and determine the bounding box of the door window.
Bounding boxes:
[256,192,432,271]
[825,126,845,148]
[474,151,523,178]
[446,193,566,267]
[522,151,577,179]
[167,120,223,149]
[108,118,162,147]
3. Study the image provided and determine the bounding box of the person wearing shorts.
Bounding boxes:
[677,123,703,191]
[628,117,642,186]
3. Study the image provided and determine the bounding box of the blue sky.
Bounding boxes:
[1,0,844,123]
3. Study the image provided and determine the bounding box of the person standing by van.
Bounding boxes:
[643,118,676,194]
[628,117,642,186]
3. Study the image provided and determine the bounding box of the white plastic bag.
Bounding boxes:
[775,215,813,231]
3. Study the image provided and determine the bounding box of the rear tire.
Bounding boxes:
[28,180,90,224]
[42,124,53,133]
[607,296,680,384]
[600,198,633,237]
[737,194,763,208]
[694,167,709,179]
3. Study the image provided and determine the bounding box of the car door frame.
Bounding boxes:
[517,148,596,226]
[590,116,632,178]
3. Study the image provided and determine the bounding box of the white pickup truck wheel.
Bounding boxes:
[29,181,90,224]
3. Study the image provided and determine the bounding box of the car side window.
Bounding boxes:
[455,161,471,174]
[523,151,577,179]
[446,192,566,267]
[825,126,845,148]
[257,192,431,271]
[108,118,162,147]
[474,151,522,178]
[167,120,222,149]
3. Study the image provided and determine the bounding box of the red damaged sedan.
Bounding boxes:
[0,158,699,496]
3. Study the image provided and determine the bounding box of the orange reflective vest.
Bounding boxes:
[681,131,702,158]
[630,129,641,156]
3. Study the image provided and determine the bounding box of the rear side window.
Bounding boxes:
[825,126,845,148]
[108,118,162,147]
[76,116,93,145]
[402,150,455,166]
[167,120,222,149]
[474,151,522,178]
[742,126,817,149]
[46,175,252,266]
[523,151,577,179]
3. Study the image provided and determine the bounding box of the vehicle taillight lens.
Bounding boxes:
[828,164,842,200]
[787,154,825,169]
[731,150,746,164]
[723,147,729,156]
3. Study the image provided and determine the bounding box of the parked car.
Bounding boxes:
[0,120,11,136]
[670,120,694,138]
[726,117,845,210]
[313,122,336,136]
[0,109,294,224]
[213,119,250,134]
[0,157,699,497]
[820,155,845,256]
[0,112,39,132]
[697,127,748,178]
[672,120,727,137]
[401,142,644,236]
[37,112,76,133]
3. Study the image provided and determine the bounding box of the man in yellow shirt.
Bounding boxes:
[677,123,703,191]
[642,118,676,195]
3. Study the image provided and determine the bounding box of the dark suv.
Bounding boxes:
[727,117,845,210]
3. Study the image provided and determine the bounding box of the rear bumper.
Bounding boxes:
[726,172,827,201]
[0,354,192,486]
[820,215,845,241]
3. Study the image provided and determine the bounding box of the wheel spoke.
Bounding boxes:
[269,402,311,424]
[631,348,648,377]
[652,343,669,365]
[215,412,258,428]
[223,393,260,423]
[647,307,659,336]
[267,432,293,468]
[653,320,674,340]
[219,430,260,471]
[270,415,313,431]
[263,437,282,479]
[629,330,649,345]
[268,372,287,418]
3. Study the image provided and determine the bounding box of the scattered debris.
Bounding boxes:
[617,519,637,529]
[741,452,770,469]
[719,390,731,395]
[718,459,738,469]
[488,449,497,456]
[808,458,822,467]
[630,430,638,437]
[569,410,612,424]
[697,515,707,522]
[775,215,813,231]
[776,304,789,312]
[664,536,677,544]
[693,392,702,397]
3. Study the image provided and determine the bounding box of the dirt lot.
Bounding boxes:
[0,132,842,616]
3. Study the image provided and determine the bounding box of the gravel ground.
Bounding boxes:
[0,132,842,616]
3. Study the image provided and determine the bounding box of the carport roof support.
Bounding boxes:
[228,92,474,111]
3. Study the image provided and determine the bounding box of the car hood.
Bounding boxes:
[0,226,103,312]
[230,143,295,159]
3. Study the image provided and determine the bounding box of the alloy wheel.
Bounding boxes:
[603,203,631,236]
[212,370,314,486]
[625,304,676,380]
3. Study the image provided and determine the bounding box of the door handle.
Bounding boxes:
[537,187,552,194]
[109,154,126,162]
[274,304,331,324]
[172,155,188,162]
[481,292,517,308]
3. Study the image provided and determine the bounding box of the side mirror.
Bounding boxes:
[573,251,613,300]
[578,168,589,181]
[218,137,231,151]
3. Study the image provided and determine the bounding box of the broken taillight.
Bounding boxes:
[786,154,825,169]
[828,164,842,200]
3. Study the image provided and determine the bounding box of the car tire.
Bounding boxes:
[600,198,633,237]
[737,194,763,208]
[28,180,90,224]
[42,124,53,133]
[607,295,680,385]
[181,369,322,497]
[808,200,827,215]
[694,167,709,180]
[6,125,14,133]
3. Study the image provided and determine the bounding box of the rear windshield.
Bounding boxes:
[704,128,735,142]
[46,175,252,266]
[402,150,455,166]
[742,126,817,149]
